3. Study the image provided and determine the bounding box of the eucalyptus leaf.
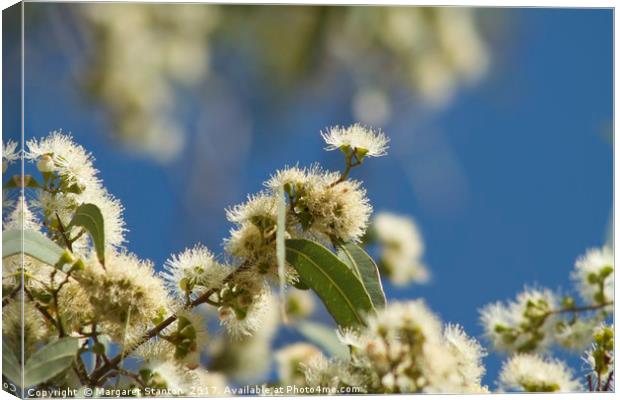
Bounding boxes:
[296,321,349,360]
[337,242,386,309]
[2,341,21,385]
[24,337,79,387]
[3,229,66,266]
[285,239,374,328]
[68,203,105,266]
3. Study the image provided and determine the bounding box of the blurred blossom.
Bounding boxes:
[352,88,392,126]
[372,211,430,286]
[81,3,219,162]
[74,5,491,161]
[333,7,490,109]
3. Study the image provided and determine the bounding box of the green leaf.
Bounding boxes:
[3,229,67,266]
[3,174,41,189]
[296,321,349,360]
[337,242,386,309]
[2,341,21,385]
[24,337,79,387]
[285,239,374,328]
[68,203,105,266]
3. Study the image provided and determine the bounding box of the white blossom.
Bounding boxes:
[77,250,171,340]
[321,123,389,157]
[161,244,229,300]
[373,212,429,285]
[480,287,558,353]
[275,343,323,385]
[572,246,614,305]
[26,132,127,250]
[2,139,19,172]
[26,131,100,188]
[442,324,487,391]
[141,360,194,393]
[499,353,582,392]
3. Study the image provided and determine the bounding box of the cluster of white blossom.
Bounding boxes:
[498,353,582,392]
[334,7,490,109]
[583,324,614,391]
[479,245,614,392]
[2,134,224,394]
[26,131,126,251]
[572,246,614,306]
[76,6,490,161]
[480,287,558,353]
[294,300,488,394]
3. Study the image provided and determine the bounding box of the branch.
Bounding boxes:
[549,301,613,316]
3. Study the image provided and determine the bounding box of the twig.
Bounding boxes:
[2,283,22,307]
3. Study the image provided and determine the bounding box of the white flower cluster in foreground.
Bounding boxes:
[498,353,582,392]
[3,134,224,394]
[372,212,429,286]
[27,131,126,250]
[480,287,558,353]
[297,300,488,394]
[479,244,614,392]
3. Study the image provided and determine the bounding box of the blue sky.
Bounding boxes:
[8,5,613,388]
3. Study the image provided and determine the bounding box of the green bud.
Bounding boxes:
[599,265,613,279]
[64,183,84,194]
[587,272,599,284]
[179,277,190,292]
[561,296,575,309]
[71,259,85,271]
[354,147,369,160]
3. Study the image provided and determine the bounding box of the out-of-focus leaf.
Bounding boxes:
[3,229,66,266]
[296,321,349,360]
[285,239,374,328]
[24,337,79,387]
[2,341,21,385]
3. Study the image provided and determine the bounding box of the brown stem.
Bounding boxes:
[548,301,613,316]
[2,283,22,307]
[55,212,73,252]
[602,370,614,391]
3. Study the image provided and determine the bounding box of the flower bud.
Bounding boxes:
[37,154,54,173]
